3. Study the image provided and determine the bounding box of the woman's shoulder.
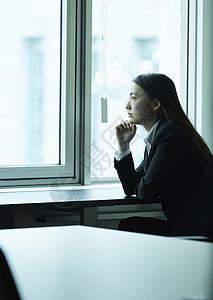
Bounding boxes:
[155,115,189,143]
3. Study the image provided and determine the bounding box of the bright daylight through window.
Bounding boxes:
[91,0,184,181]
[0,0,61,166]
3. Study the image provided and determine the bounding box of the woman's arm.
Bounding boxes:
[115,128,190,202]
[114,152,145,196]
[115,120,142,195]
[135,132,190,201]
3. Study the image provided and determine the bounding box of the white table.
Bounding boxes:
[0,225,212,300]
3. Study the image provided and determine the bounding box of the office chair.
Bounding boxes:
[0,248,21,300]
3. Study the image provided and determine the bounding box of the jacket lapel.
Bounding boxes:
[143,147,151,172]
[143,115,167,172]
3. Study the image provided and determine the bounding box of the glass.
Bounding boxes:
[91,0,182,179]
[0,0,61,165]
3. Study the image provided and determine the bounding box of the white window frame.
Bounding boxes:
[196,0,213,152]
[1,0,210,188]
[186,0,213,152]
[0,0,92,187]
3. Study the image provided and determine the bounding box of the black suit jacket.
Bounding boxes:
[115,115,213,236]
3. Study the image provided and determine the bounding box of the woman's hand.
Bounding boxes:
[116,120,137,153]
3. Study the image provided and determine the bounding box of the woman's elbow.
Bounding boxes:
[122,186,135,197]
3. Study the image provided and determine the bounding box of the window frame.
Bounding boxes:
[0,0,92,187]
[1,0,209,188]
[195,0,213,152]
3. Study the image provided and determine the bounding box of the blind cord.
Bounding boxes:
[101,0,108,123]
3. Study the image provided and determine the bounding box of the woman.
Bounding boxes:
[115,73,213,238]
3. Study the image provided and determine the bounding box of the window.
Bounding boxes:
[0,0,79,186]
[0,0,208,187]
[91,0,187,181]
[0,1,60,166]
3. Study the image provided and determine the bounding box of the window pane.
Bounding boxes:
[91,0,183,179]
[0,0,61,166]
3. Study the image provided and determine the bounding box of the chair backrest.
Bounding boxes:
[0,248,21,300]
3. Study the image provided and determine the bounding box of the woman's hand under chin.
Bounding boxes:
[115,120,137,153]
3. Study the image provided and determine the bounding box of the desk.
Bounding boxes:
[0,225,212,300]
[0,186,162,228]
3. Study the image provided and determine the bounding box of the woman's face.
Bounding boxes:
[126,82,155,128]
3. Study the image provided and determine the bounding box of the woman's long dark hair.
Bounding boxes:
[133,73,212,166]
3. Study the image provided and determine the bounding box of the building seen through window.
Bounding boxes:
[0,0,60,166]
